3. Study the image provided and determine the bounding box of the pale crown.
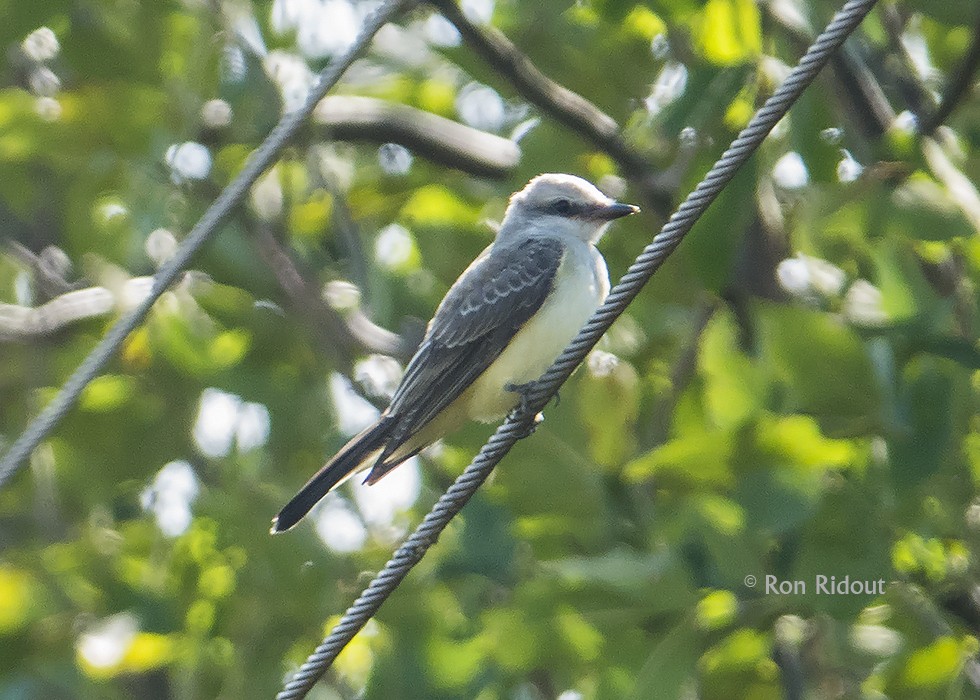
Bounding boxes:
[497,173,635,244]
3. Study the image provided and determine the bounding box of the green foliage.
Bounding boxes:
[3,0,980,698]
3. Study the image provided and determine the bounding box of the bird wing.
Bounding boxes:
[380,235,565,455]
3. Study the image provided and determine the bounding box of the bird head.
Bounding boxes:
[500,173,639,244]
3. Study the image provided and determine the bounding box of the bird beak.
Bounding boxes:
[594,201,640,220]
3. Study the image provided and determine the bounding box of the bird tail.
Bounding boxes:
[271,419,393,533]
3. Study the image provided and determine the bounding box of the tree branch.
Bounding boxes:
[4,241,78,299]
[879,3,936,120]
[766,2,894,139]
[0,286,116,341]
[312,96,520,179]
[920,8,980,136]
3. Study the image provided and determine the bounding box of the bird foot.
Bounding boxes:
[505,380,536,416]
[505,381,550,438]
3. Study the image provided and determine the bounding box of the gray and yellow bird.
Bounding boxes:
[273,173,638,532]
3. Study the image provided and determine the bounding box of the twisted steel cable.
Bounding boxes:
[276,0,881,697]
[0,0,413,488]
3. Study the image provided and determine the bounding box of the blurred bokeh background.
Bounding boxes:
[2,0,980,698]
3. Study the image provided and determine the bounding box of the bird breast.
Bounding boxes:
[465,240,610,422]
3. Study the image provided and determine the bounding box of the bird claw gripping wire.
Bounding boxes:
[505,381,547,438]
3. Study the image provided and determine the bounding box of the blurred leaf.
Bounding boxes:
[872,238,939,321]
[575,352,640,466]
[699,310,766,428]
[746,413,857,471]
[887,174,977,241]
[555,606,603,661]
[699,629,781,700]
[892,533,953,582]
[79,374,135,412]
[0,566,37,633]
[733,467,820,533]
[400,184,477,228]
[903,0,979,25]
[695,590,738,631]
[331,617,383,690]
[121,633,175,673]
[684,163,756,293]
[623,6,667,41]
[482,608,542,672]
[208,328,251,369]
[426,634,485,690]
[888,356,960,487]
[625,429,734,487]
[630,617,700,700]
[289,191,333,242]
[896,636,967,692]
[541,547,692,605]
[759,304,881,423]
[791,88,845,184]
[694,0,762,65]
[439,495,516,582]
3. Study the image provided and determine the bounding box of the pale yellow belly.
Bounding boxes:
[465,247,608,421]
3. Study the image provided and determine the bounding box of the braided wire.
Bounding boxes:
[276,0,880,697]
[0,0,413,488]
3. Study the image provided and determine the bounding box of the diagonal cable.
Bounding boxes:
[275,0,880,697]
[0,0,413,488]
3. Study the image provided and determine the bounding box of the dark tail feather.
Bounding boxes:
[271,419,392,533]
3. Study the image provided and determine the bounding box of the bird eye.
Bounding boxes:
[551,198,574,216]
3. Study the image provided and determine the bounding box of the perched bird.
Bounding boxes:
[272,174,638,532]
